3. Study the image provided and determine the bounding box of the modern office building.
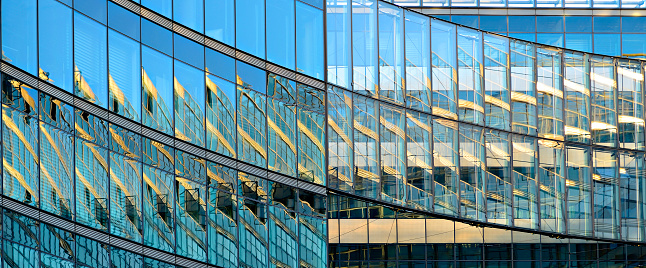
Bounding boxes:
[2,0,646,267]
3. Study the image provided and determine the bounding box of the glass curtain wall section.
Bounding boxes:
[537,47,564,141]
[593,149,620,239]
[566,146,593,237]
[327,0,352,89]
[1,0,37,76]
[617,60,645,150]
[352,0,379,97]
[296,1,325,80]
[328,86,354,192]
[108,30,141,122]
[404,11,432,113]
[380,104,406,204]
[353,95,380,199]
[266,0,296,71]
[267,75,297,177]
[297,85,326,185]
[433,118,460,216]
[564,52,591,144]
[457,27,484,125]
[142,47,174,136]
[39,0,74,93]
[484,34,511,131]
[512,135,539,229]
[485,130,512,226]
[378,2,405,105]
[510,40,537,136]
[591,56,618,147]
[405,111,433,210]
[539,139,566,233]
[432,20,458,120]
[74,13,108,108]
[620,152,646,242]
[459,124,486,221]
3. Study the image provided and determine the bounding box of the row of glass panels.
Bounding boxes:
[390,0,646,8]
[0,74,327,267]
[328,0,646,150]
[1,0,327,185]
[329,83,646,240]
[328,195,639,266]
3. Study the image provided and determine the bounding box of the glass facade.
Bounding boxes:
[4,0,646,267]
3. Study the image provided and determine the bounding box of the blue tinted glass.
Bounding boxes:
[173,0,204,33]
[594,34,621,56]
[206,49,236,82]
[142,46,174,135]
[451,15,478,28]
[594,17,620,33]
[623,34,646,59]
[108,2,140,40]
[2,0,37,75]
[508,33,535,42]
[537,33,564,47]
[141,19,172,55]
[236,0,265,58]
[565,16,592,32]
[565,33,592,53]
[75,0,107,24]
[141,0,171,18]
[537,16,564,32]
[296,2,325,79]
[508,16,535,32]
[39,0,73,91]
[480,16,507,32]
[205,0,235,46]
[434,15,451,21]
[237,62,266,94]
[75,12,108,108]
[109,30,141,121]
[623,17,646,33]
[267,0,296,70]
[300,0,324,8]
[174,61,206,146]
[174,34,204,69]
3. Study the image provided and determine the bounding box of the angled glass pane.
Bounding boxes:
[175,177,207,261]
[267,75,297,177]
[207,162,237,194]
[206,49,236,83]
[300,215,327,268]
[238,198,268,267]
[296,2,324,79]
[208,187,238,268]
[76,236,109,268]
[175,150,207,184]
[539,139,566,233]
[594,150,619,239]
[141,137,174,173]
[41,223,75,260]
[566,146,592,237]
[109,30,141,121]
[75,139,110,231]
[39,0,73,92]
[327,0,352,88]
[432,20,458,120]
[141,19,172,56]
[405,111,433,210]
[457,27,484,125]
[110,124,141,160]
[484,34,511,131]
[2,0,37,75]
[74,13,108,108]
[433,118,459,216]
[3,107,39,207]
[459,124,486,221]
[564,52,591,144]
[206,74,237,158]
[75,109,109,148]
[328,86,354,192]
[39,94,73,133]
[142,46,174,135]
[142,165,175,253]
[269,205,299,267]
[380,105,406,204]
[205,0,235,46]
[405,11,432,113]
[237,86,267,167]
[620,152,646,241]
[298,106,326,185]
[40,122,74,218]
[512,135,538,230]
[352,0,378,96]
[591,56,617,147]
[537,47,564,141]
[174,61,205,147]
[237,61,267,94]
[108,2,140,41]
[353,95,379,199]
[3,75,38,117]
[485,130,512,226]
[109,153,142,242]
[617,60,644,150]
[510,40,536,135]
[378,3,405,105]
[267,0,295,70]
[75,0,106,23]
[236,0,265,58]
[173,0,203,33]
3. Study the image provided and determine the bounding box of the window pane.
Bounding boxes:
[617,60,644,150]
[432,20,457,120]
[205,0,235,46]
[352,0,378,96]
[452,15,479,28]
[328,87,354,192]
[539,140,566,233]
[174,34,204,69]
[509,16,535,33]
[40,122,74,218]
[566,146,592,236]
[108,2,140,40]
[510,40,536,135]
[622,34,646,59]
[109,30,141,121]
[354,95,379,199]
[75,0,106,24]
[174,61,205,147]
[267,75,297,177]
[433,119,459,215]
[208,187,238,268]
[267,0,295,70]
[480,16,507,33]
[142,166,175,253]
[3,107,39,207]
[459,124,486,221]
[484,34,510,131]
[378,3,405,105]
[457,27,484,125]
[141,19,172,56]
[594,34,621,56]
[206,49,236,82]
[406,111,433,210]
[593,150,619,239]
[564,52,591,144]
[405,12,432,113]
[565,33,592,53]
[486,130,512,226]
[173,0,203,33]
[537,47,564,140]
[513,135,538,229]
[74,13,108,108]
[109,153,142,242]
[380,105,406,203]
[2,0,37,75]
[594,17,620,33]
[175,177,207,261]
[327,0,352,88]
[237,86,267,167]
[236,0,265,58]
[206,74,237,158]
[537,16,563,33]
[75,138,110,231]
[142,46,174,135]
[39,0,73,91]
[565,16,592,32]
[269,206,299,267]
[590,56,617,147]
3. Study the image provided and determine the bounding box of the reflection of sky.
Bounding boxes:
[109,30,141,121]
[236,0,265,59]
[2,0,37,75]
[175,60,205,113]
[39,0,73,92]
[142,46,173,130]
[297,2,325,79]
[75,13,108,108]
[205,0,235,47]
[267,0,295,70]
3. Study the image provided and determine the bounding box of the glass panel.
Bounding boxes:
[300,215,327,268]
[378,3,405,105]
[173,0,203,33]
[40,122,74,218]
[380,105,406,204]
[74,13,108,108]
[206,74,237,158]
[459,124,486,221]
[174,34,204,69]
[207,162,237,194]
[269,206,299,267]
[591,56,617,147]
[432,20,458,120]
[208,188,238,268]
[109,153,142,242]
[617,60,644,150]
[142,46,174,136]
[328,86,354,192]
[2,0,37,75]
[457,27,484,125]
[75,139,109,231]
[142,166,175,253]
[353,95,379,199]
[297,0,327,79]
[566,146,592,236]
[141,136,174,173]
[236,0,265,58]
[620,152,646,241]
[594,150,619,239]
[564,52,591,144]
[405,11,432,113]
[237,85,267,167]
[141,19,173,56]
[484,34,511,131]
[175,177,207,261]
[4,210,39,248]
[76,235,109,268]
[298,106,326,185]
[510,40,537,135]
[39,93,73,133]
[512,135,538,230]
[3,107,39,207]
[267,76,297,177]
[39,0,73,92]
[405,111,433,210]
[327,0,352,88]
[3,240,38,268]
[141,0,171,18]
[174,61,205,147]
[109,30,141,122]
[267,0,295,70]
[111,248,143,267]
[594,34,621,57]
[480,16,507,33]
[237,61,267,94]
[238,198,269,267]
[75,108,109,147]
[433,119,459,215]
[41,223,74,260]
[206,49,236,82]
[108,2,140,41]
[537,47,564,141]
[485,130,512,226]
[75,0,106,23]
[352,0,378,96]
[539,139,566,233]
[3,75,38,117]
[205,0,235,46]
